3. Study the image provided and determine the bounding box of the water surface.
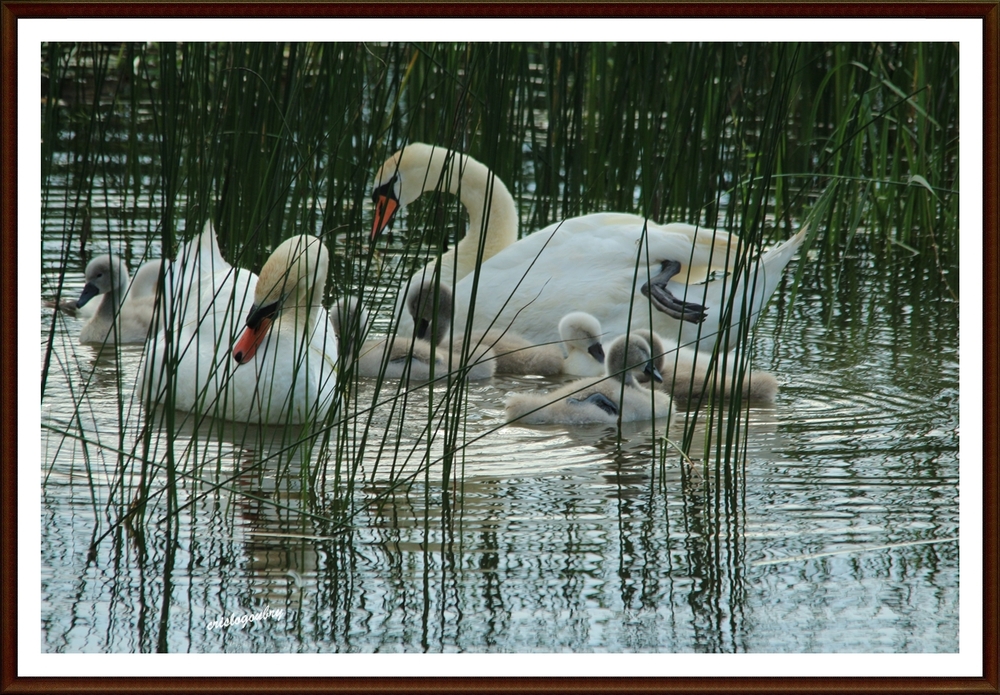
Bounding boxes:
[39,233,959,653]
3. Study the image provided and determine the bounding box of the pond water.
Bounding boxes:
[34,40,963,654]
[38,215,960,653]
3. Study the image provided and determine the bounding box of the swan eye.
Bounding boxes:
[371,174,399,205]
[245,301,279,330]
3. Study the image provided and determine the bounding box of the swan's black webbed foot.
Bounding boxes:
[568,392,619,416]
[641,260,708,324]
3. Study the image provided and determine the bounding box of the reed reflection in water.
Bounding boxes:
[40,290,958,652]
[38,40,959,654]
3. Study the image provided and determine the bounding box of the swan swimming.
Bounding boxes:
[76,255,160,344]
[371,143,806,357]
[632,328,778,407]
[230,234,339,423]
[505,333,672,426]
[140,225,337,425]
[408,280,604,377]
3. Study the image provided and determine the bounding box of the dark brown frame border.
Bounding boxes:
[2,3,996,694]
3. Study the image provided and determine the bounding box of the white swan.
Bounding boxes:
[141,226,337,425]
[371,144,518,338]
[632,328,778,407]
[76,255,156,344]
[230,235,339,423]
[372,143,806,356]
[505,333,672,426]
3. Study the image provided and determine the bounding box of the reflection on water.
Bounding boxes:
[39,244,960,652]
[35,41,961,656]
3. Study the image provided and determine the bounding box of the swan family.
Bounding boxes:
[64,142,804,428]
[371,143,806,356]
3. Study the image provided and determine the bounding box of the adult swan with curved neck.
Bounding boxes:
[140,227,338,425]
[371,143,519,338]
[371,142,807,355]
[371,143,519,280]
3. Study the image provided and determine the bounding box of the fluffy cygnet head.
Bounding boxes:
[606,333,663,387]
[407,280,454,345]
[77,255,130,308]
[558,311,605,364]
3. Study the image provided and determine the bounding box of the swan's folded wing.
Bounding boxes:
[568,392,618,416]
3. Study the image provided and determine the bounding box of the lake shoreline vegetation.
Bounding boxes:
[39,42,959,653]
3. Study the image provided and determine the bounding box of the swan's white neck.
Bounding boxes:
[407,145,518,282]
[254,235,330,341]
[273,286,325,338]
[97,266,129,321]
[96,293,118,323]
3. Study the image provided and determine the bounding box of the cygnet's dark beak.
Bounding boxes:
[645,361,663,384]
[76,282,99,309]
[588,342,605,363]
[416,318,430,341]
